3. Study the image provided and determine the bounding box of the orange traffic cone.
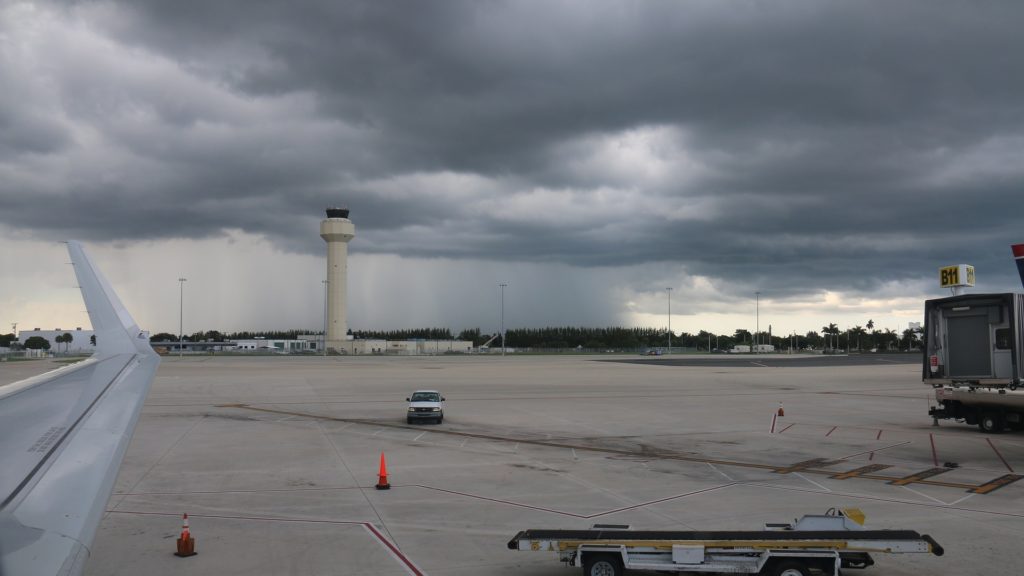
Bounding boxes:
[376,452,391,490]
[175,513,197,557]
[777,402,785,417]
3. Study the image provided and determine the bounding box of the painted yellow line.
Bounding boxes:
[775,458,846,474]
[831,464,892,479]
[889,468,952,486]
[971,474,1024,494]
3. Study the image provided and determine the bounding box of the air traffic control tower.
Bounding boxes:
[320,207,355,352]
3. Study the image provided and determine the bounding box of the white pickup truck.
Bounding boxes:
[406,390,445,424]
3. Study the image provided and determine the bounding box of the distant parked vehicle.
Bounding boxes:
[407,390,445,424]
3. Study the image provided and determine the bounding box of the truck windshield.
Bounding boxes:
[411,393,439,402]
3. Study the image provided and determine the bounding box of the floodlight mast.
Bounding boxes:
[178,277,187,357]
[500,283,507,356]
[666,288,672,353]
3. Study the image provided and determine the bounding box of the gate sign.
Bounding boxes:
[939,264,975,288]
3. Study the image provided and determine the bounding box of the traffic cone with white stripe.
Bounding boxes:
[175,513,197,557]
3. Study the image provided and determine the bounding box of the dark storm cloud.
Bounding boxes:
[3,0,1024,298]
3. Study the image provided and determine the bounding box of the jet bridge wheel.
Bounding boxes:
[582,552,623,576]
[768,560,810,576]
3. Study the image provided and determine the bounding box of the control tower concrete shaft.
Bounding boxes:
[320,207,355,351]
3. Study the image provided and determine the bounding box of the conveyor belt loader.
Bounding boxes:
[508,508,942,576]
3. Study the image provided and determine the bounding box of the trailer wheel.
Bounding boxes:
[582,553,623,576]
[769,560,810,576]
[979,412,1004,433]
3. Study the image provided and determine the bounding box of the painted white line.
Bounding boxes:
[947,493,978,506]
[413,432,426,442]
[750,361,769,367]
[372,428,383,436]
[513,443,519,453]
[901,485,949,506]
[459,438,468,448]
[795,472,832,492]
[571,448,578,460]
[707,463,735,481]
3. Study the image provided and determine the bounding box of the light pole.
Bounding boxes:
[666,287,672,353]
[322,279,329,357]
[499,283,507,356]
[178,277,187,358]
[755,291,760,351]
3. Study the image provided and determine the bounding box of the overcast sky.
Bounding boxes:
[2,0,1023,339]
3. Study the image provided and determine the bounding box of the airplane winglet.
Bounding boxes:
[66,241,154,357]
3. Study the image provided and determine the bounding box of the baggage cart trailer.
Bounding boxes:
[508,509,943,576]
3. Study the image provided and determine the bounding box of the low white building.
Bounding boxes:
[18,328,96,353]
[336,339,473,355]
[295,335,473,355]
[234,339,316,353]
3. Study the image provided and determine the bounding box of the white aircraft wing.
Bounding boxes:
[0,241,160,576]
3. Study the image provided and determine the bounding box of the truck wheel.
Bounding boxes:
[407,417,414,425]
[770,560,810,576]
[582,553,622,576]
[979,413,1003,433]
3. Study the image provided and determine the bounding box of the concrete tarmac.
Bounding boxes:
[4,354,1021,575]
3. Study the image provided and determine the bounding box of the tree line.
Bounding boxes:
[6,332,97,352]
[143,322,923,352]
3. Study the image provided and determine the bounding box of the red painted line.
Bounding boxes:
[929,433,939,467]
[840,440,913,460]
[868,452,875,461]
[364,522,426,576]
[413,484,585,517]
[825,426,838,437]
[876,429,883,440]
[592,484,735,517]
[987,438,1015,473]
[770,413,777,433]
[778,423,795,434]
[415,483,735,519]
